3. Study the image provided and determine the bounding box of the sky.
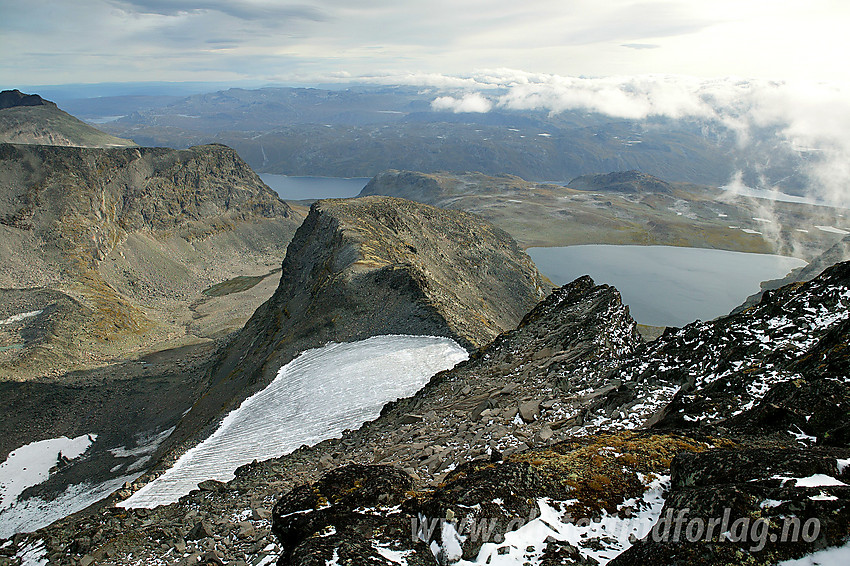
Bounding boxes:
[2,0,850,207]
[1,0,849,86]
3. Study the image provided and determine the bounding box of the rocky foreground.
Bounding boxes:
[3,259,847,566]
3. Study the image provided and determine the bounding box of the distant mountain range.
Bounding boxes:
[61,85,806,191]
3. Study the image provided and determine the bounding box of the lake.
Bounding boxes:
[527,245,807,327]
[259,174,370,201]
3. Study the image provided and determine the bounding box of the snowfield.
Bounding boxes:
[0,434,95,513]
[0,433,104,538]
[121,335,468,508]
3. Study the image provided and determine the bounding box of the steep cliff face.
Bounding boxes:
[0,90,136,148]
[0,143,299,379]
[168,196,550,457]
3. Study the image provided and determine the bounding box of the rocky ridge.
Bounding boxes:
[567,170,675,194]
[0,142,299,380]
[160,195,551,475]
[4,261,847,565]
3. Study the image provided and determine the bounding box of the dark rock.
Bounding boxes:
[612,446,850,566]
[272,465,415,563]
[519,400,540,423]
[187,520,214,541]
[0,90,53,110]
[197,480,228,492]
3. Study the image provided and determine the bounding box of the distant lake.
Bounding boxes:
[260,174,370,201]
[527,245,807,327]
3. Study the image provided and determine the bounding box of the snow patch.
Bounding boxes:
[816,225,850,235]
[374,542,414,564]
[120,335,468,508]
[0,310,42,326]
[15,540,47,566]
[772,474,847,488]
[0,473,139,538]
[0,434,95,512]
[778,539,850,565]
[457,475,669,565]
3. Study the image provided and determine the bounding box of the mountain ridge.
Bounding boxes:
[159,195,551,473]
[15,259,849,566]
[0,90,136,149]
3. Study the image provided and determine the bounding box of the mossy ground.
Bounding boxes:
[510,431,735,516]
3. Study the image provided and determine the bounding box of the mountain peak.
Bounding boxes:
[0,89,56,110]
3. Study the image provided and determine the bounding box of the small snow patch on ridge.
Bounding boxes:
[0,310,42,326]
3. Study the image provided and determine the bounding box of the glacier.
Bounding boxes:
[120,335,468,509]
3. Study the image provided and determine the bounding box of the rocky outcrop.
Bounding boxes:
[0,90,55,110]
[359,169,552,205]
[568,170,675,194]
[166,195,550,464]
[613,447,850,565]
[0,91,136,148]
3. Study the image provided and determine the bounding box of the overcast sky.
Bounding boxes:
[1,0,849,87]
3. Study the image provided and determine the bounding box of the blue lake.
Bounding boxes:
[259,174,370,201]
[527,245,807,327]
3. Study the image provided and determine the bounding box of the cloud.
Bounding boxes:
[431,93,493,113]
[108,0,327,22]
[347,69,850,207]
[622,43,660,49]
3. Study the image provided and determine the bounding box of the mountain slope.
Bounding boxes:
[16,260,848,566]
[0,90,136,148]
[163,195,551,465]
[0,142,300,380]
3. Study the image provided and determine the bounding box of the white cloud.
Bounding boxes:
[431,93,493,113]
